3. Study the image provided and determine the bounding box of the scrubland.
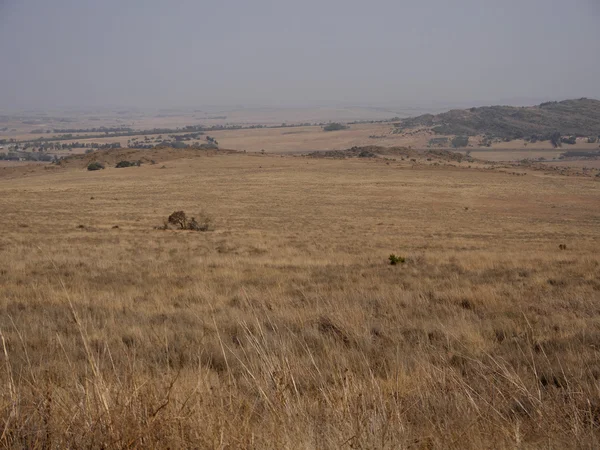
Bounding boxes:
[1,153,599,448]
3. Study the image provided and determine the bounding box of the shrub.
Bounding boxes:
[165,210,214,231]
[87,162,105,171]
[323,123,348,132]
[188,211,214,231]
[587,137,597,144]
[388,254,405,265]
[168,211,188,229]
[116,160,142,168]
[358,150,375,158]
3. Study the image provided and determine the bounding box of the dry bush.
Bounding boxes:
[163,210,214,231]
[168,210,188,229]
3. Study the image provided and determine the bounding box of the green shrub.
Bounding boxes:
[388,254,405,265]
[87,162,105,171]
[116,160,142,168]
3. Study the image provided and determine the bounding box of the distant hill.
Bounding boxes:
[396,98,600,141]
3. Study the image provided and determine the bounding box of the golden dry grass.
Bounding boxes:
[0,153,599,448]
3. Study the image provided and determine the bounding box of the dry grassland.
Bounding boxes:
[1,153,600,448]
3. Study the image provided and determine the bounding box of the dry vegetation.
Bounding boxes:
[1,152,599,448]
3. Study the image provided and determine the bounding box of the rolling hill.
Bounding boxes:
[396,98,600,140]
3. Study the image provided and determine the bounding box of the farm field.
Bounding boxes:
[1,152,599,448]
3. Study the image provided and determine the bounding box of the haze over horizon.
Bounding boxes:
[1,0,599,112]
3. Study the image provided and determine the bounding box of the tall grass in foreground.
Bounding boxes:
[1,253,600,448]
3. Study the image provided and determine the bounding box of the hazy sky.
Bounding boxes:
[1,0,599,111]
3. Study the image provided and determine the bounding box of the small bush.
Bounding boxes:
[116,160,142,168]
[358,150,375,158]
[164,210,214,231]
[188,211,214,231]
[389,254,405,265]
[87,162,105,171]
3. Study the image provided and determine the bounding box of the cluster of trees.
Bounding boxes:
[451,136,469,148]
[172,132,204,141]
[49,126,133,134]
[20,142,120,152]
[30,129,53,134]
[0,151,55,162]
[323,123,348,132]
[127,143,156,149]
[428,137,449,147]
[561,136,577,145]
[479,135,494,147]
[525,132,599,147]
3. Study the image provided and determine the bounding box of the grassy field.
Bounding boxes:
[1,152,600,448]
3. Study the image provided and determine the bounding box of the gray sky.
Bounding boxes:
[1,0,599,111]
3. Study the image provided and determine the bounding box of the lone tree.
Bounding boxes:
[451,136,469,148]
[550,131,562,148]
[168,211,188,229]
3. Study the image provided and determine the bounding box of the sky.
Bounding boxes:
[0,0,599,111]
